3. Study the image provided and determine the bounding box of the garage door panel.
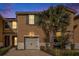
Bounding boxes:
[25,37,40,49]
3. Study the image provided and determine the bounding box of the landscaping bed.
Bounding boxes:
[41,46,79,56]
[63,50,79,56]
[0,46,12,56]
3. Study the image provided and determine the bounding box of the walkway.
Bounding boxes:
[4,48,51,56]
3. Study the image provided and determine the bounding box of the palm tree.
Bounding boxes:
[39,11,51,48]
[39,5,71,49]
[48,5,70,49]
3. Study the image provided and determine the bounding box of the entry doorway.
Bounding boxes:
[4,35,10,47]
[12,36,17,47]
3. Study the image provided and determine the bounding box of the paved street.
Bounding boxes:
[4,48,51,56]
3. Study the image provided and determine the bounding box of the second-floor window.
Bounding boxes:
[29,15,34,24]
[12,21,17,29]
[4,22,10,29]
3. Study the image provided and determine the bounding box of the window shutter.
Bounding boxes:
[26,15,29,24]
[34,15,39,25]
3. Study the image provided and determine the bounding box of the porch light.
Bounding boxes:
[29,32,35,37]
[56,32,61,37]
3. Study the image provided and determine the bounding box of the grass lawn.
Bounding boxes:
[0,46,11,56]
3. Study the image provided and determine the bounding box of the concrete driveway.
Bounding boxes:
[4,48,51,56]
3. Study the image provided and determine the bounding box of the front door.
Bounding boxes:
[12,36,17,47]
[4,36,10,47]
[25,37,40,49]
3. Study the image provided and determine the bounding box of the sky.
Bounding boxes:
[0,3,79,18]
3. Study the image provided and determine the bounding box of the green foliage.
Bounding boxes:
[71,44,75,50]
[49,5,71,49]
[0,46,11,55]
[41,47,79,56]
[63,50,79,56]
[39,5,71,49]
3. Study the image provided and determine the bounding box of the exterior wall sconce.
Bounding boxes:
[29,32,35,37]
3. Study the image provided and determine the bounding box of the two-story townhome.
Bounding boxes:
[3,18,17,47]
[0,17,17,48]
[16,12,46,49]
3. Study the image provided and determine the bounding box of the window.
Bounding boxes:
[12,21,17,29]
[29,15,34,24]
[56,32,61,37]
[4,22,10,29]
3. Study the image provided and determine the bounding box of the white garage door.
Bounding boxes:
[25,37,40,49]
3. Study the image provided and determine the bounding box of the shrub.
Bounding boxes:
[0,46,11,55]
[63,50,79,56]
[71,44,75,50]
[41,46,79,56]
